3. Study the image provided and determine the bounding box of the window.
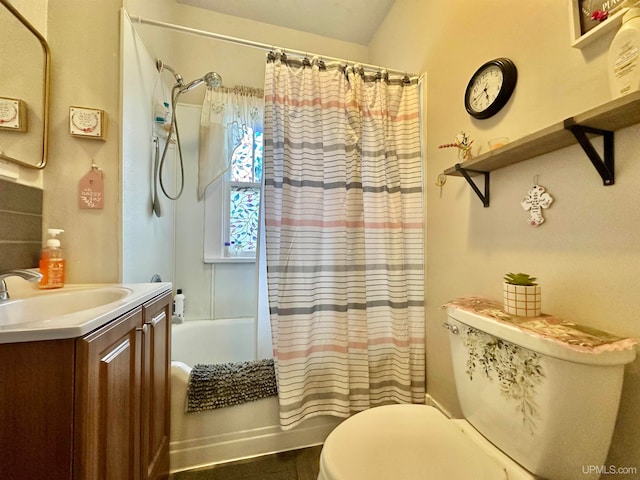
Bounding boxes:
[204,126,262,262]
[226,127,262,256]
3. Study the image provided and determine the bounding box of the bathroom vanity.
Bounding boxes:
[0,283,172,480]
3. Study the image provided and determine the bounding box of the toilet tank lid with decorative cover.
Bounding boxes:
[444,297,637,366]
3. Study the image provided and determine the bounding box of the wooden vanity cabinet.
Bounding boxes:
[0,289,171,480]
[140,292,171,480]
[75,290,171,480]
[0,337,76,480]
[74,305,144,480]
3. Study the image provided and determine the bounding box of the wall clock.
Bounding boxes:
[464,58,517,120]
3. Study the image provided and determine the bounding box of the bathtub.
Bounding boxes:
[170,318,341,473]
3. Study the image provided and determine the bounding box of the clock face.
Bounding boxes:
[467,65,504,113]
[464,58,517,120]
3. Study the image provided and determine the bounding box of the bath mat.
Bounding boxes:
[186,358,278,412]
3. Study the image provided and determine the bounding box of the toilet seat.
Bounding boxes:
[318,405,509,480]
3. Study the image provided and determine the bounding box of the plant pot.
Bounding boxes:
[503,282,541,317]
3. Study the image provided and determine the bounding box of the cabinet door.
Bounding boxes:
[141,291,171,480]
[0,339,75,480]
[74,307,143,480]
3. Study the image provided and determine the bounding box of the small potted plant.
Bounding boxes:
[503,272,541,317]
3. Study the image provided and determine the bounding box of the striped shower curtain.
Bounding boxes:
[263,54,424,429]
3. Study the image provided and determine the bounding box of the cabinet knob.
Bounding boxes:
[136,324,148,334]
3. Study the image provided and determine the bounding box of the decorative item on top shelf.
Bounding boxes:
[521,181,554,227]
[608,8,640,98]
[503,272,541,317]
[570,0,633,48]
[438,131,474,161]
[488,137,509,151]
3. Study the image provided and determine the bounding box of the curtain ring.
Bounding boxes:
[311,56,326,70]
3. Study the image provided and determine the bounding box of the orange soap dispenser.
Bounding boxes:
[39,228,65,289]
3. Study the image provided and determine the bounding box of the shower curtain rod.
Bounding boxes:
[130,13,418,78]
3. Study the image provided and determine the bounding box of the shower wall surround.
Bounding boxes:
[124,0,369,314]
[0,178,42,271]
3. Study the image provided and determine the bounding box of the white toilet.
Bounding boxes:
[318,297,637,480]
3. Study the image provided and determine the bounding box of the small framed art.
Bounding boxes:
[69,106,106,140]
[0,97,27,132]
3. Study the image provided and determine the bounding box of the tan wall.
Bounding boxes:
[44,0,122,283]
[369,0,640,471]
[3,1,122,283]
[1,0,47,183]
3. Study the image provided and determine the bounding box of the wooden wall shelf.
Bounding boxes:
[443,90,640,206]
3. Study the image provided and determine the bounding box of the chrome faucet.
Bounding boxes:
[0,269,43,301]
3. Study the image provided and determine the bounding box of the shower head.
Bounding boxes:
[204,72,223,89]
[179,77,205,93]
[180,72,222,93]
[157,60,222,93]
[179,71,223,93]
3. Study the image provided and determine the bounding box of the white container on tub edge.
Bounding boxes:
[174,289,185,319]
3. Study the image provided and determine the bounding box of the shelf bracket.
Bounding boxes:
[564,119,615,186]
[455,164,490,207]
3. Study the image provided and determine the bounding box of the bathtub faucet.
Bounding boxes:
[0,269,43,301]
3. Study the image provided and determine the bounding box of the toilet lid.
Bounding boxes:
[320,405,508,480]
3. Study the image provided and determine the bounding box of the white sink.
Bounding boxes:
[0,283,172,344]
[0,286,132,326]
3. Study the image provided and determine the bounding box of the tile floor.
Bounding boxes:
[169,445,322,480]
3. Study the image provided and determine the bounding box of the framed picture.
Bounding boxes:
[570,0,632,48]
[69,106,106,140]
[0,97,27,132]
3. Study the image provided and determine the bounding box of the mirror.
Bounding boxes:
[0,0,50,169]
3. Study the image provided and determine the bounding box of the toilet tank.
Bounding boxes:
[444,297,637,480]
